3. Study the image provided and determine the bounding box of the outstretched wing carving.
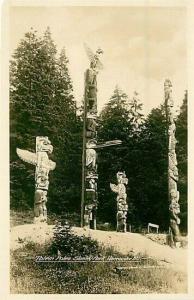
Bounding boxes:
[84,42,94,62]
[95,140,122,149]
[48,160,56,170]
[16,148,37,166]
[110,183,119,194]
[84,43,103,71]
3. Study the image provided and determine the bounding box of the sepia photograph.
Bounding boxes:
[1,0,193,297]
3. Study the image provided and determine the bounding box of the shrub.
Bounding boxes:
[50,221,101,258]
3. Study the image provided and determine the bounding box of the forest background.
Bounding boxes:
[10,28,187,232]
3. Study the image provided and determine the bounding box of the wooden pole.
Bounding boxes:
[164,79,181,244]
[81,72,87,227]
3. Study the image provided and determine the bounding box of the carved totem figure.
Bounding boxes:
[164,79,181,246]
[86,113,98,138]
[110,172,128,232]
[86,140,97,171]
[16,136,56,223]
[81,45,122,229]
[81,45,103,229]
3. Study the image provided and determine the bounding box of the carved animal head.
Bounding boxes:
[117,171,128,185]
[36,136,53,153]
[87,112,97,120]
[164,79,173,100]
[86,139,97,149]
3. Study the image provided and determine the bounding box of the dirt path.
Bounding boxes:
[10,224,187,273]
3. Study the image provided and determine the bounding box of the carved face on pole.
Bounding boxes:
[86,113,97,138]
[164,79,172,100]
[117,171,128,185]
[89,48,103,71]
[165,79,181,245]
[36,137,53,154]
[89,178,96,190]
[110,171,128,232]
[86,139,97,171]
[82,45,104,229]
[86,139,97,149]
[16,136,56,224]
[36,171,49,190]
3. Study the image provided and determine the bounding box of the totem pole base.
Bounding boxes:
[111,172,128,234]
[116,222,127,233]
[93,218,97,230]
[33,215,47,224]
[84,212,90,229]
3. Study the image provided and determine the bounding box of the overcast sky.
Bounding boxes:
[9,6,187,115]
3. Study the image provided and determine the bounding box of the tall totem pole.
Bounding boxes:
[81,45,122,228]
[81,45,103,229]
[17,136,56,223]
[164,79,181,246]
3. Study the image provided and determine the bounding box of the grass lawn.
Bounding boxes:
[10,242,187,294]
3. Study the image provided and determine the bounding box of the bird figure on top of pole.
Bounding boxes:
[81,44,122,229]
[84,43,104,74]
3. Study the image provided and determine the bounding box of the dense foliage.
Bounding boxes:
[97,88,168,230]
[10,29,187,232]
[51,222,101,257]
[10,28,82,216]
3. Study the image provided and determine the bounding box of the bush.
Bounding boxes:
[10,242,187,294]
[50,221,101,258]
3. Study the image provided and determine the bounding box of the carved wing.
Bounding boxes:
[84,43,103,70]
[84,42,95,62]
[110,183,119,194]
[48,160,56,171]
[95,140,122,149]
[16,148,37,166]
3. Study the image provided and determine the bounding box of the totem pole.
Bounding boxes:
[81,44,122,229]
[81,44,102,229]
[16,136,56,223]
[110,171,128,232]
[164,79,181,246]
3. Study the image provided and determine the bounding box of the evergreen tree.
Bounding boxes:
[136,106,169,230]
[10,29,45,209]
[10,28,82,218]
[97,86,136,225]
[96,86,178,231]
[97,87,147,228]
[48,47,82,215]
[128,91,144,132]
[123,91,146,228]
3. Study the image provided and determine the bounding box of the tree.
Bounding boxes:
[10,28,82,218]
[45,45,82,215]
[98,94,169,229]
[95,85,180,231]
[135,106,169,230]
[10,29,46,209]
[97,86,140,226]
[128,91,144,133]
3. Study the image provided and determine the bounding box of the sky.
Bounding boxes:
[9,5,187,115]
